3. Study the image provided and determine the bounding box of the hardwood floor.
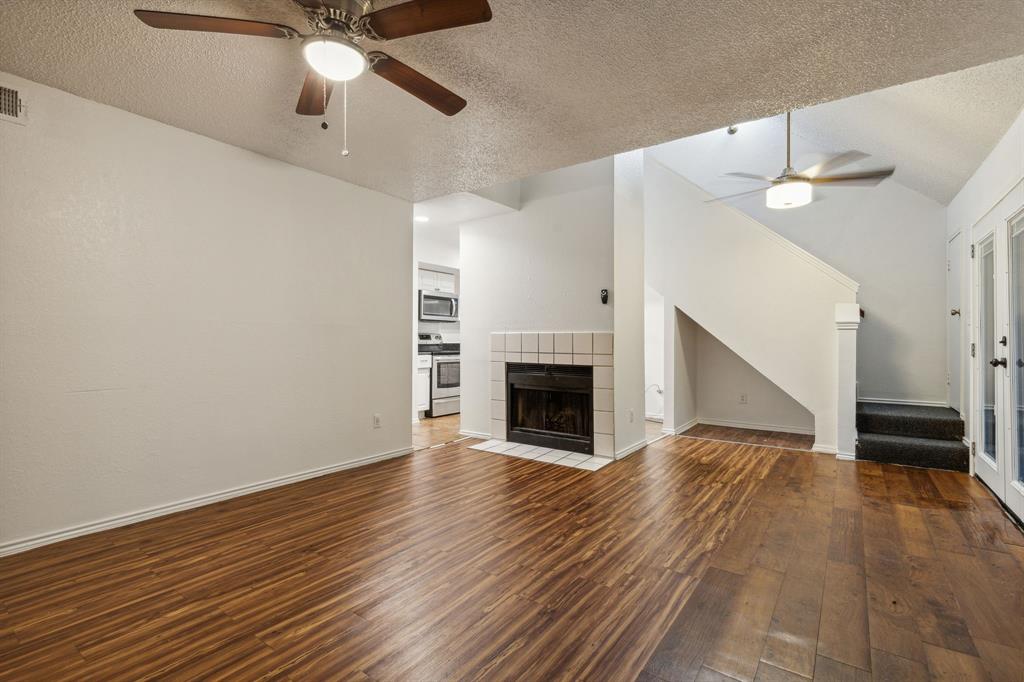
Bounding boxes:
[646,418,666,443]
[411,413,462,450]
[0,437,1021,680]
[681,423,816,451]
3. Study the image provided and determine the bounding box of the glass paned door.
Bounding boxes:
[976,211,1024,520]
[1006,214,1024,517]
[979,238,998,464]
[974,235,1003,497]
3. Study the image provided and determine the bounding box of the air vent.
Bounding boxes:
[507,363,593,377]
[0,86,26,126]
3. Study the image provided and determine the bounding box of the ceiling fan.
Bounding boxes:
[133,0,492,117]
[709,111,895,208]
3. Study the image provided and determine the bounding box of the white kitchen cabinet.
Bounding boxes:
[418,269,438,292]
[415,355,431,411]
[417,266,458,294]
[436,272,456,293]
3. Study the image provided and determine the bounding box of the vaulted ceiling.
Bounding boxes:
[651,55,1024,206]
[2,0,1023,201]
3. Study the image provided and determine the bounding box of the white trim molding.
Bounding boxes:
[615,439,648,460]
[0,446,414,558]
[857,396,950,408]
[835,303,861,460]
[664,416,700,436]
[458,429,492,440]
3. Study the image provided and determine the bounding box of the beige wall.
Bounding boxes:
[0,73,413,553]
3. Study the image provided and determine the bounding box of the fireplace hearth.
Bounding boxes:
[506,363,594,455]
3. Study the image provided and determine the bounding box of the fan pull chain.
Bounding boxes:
[320,76,329,130]
[341,80,350,157]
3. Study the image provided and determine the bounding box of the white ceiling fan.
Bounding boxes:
[708,111,896,208]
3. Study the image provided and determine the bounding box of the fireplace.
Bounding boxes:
[506,363,594,454]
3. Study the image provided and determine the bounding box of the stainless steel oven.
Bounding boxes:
[419,290,459,322]
[429,353,460,417]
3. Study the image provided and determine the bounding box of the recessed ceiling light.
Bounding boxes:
[414,215,430,223]
[302,34,368,82]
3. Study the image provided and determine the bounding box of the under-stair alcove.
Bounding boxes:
[647,301,815,446]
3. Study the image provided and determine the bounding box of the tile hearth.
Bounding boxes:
[469,440,612,471]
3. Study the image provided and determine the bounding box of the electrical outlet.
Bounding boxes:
[373,413,382,429]
[739,393,748,405]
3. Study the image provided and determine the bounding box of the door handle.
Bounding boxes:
[990,357,1007,368]
[950,308,961,316]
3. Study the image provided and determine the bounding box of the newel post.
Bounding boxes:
[835,303,861,459]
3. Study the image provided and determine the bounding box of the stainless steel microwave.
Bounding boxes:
[419,290,459,322]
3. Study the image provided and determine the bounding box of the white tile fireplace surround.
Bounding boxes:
[489,331,614,458]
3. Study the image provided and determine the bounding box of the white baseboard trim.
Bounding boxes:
[812,443,838,455]
[664,417,699,436]
[0,445,414,558]
[858,396,948,408]
[697,417,815,436]
[645,413,664,422]
[836,453,856,461]
[963,436,971,447]
[615,439,648,460]
[458,429,492,439]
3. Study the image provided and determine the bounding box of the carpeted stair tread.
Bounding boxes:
[856,401,963,441]
[856,432,968,472]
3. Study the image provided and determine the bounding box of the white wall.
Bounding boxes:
[414,222,461,270]
[695,327,815,433]
[613,151,647,455]
[644,286,665,420]
[0,74,412,552]
[645,157,858,451]
[459,159,614,437]
[649,122,948,404]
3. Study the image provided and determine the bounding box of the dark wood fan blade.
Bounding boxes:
[134,10,297,39]
[809,168,895,185]
[369,53,466,116]
[296,70,334,116]
[363,0,492,40]
[799,150,868,178]
[725,172,775,182]
[705,186,771,203]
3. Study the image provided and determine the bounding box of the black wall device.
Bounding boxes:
[600,289,609,304]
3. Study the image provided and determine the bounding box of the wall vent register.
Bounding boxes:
[0,86,26,126]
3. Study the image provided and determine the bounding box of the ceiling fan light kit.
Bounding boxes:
[766,180,812,209]
[302,33,367,82]
[709,111,896,209]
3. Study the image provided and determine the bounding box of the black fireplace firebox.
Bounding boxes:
[506,363,594,455]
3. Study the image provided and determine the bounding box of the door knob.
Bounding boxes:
[990,357,1007,368]
[950,308,961,316]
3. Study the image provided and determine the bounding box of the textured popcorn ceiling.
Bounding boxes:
[2,0,1023,201]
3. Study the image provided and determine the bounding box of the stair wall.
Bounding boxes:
[644,157,859,452]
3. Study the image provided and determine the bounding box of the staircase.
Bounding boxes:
[855,402,968,471]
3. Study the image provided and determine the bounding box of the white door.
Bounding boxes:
[973,211,1024,519]
[948,232,963,412]
[1002,211,1024,517]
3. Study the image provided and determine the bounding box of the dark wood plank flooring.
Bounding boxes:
[681,423,816,451]
[0,436,1021,680]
